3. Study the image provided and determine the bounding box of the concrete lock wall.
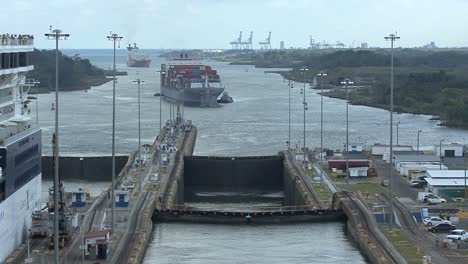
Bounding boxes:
[183,155,284,202]
[42,155,128,181]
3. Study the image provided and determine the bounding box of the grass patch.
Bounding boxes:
[347,183,387,195]
[383,230,426,264]
[312,183,333,202]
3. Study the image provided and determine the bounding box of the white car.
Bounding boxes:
[423,216,451,226]
[446,229,468,241]
[427,196,447,205]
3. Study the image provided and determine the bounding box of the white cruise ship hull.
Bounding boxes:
[0,173,42,262]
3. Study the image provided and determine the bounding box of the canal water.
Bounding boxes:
[35,49,467,263]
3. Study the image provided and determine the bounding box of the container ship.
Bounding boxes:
[160,56,224,107]
[0,34,42,262]
[127,43,151,67]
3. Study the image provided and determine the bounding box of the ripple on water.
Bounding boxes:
[143,222,368,264]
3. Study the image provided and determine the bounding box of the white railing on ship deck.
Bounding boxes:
[1,34,34,46]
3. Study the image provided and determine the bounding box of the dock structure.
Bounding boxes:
[7,120,426,264]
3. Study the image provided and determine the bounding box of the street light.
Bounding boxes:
[396,121,400,146]
[287,81,294,149]
[439,139,445,170]
[341,79,353,192]
[300,67,309,165]
[317,71,327,187]
[133,78,145,193]
[385,33,400,231]
[45,26,69,264]
[417,130,422,153]
[464,146,467,199]
[107,32,123,232]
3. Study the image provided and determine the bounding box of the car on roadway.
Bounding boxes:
[446,229,468,241]
[423,216,451,226]
[428,223,457,233]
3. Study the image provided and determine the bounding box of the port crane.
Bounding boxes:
[309,35,321,49]
[229,31,243,50]
[335,41,346,49]
[241,31,253,50]
[259,32,272,50]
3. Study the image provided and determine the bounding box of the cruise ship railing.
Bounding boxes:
[0,36,34,46]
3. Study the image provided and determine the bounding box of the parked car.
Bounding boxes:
[423,217,451,226]
[410,180,426,188]
[428,223,457,233]
[427,196,447,205]
[446,229,468,241]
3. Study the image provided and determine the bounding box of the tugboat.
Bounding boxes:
[217,92,233,104]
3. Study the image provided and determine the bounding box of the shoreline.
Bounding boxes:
[229,61,467,130]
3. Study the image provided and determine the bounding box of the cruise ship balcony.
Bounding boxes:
[0,51,33,75]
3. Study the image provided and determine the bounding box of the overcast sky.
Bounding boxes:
[3,0,468,49]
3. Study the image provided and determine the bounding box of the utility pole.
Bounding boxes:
[396,121,400,145]
[133,78,145,193]
[384,33,400,230]
[317,71,327,187]
[439,139,444,170]
[417,130,422,153]
[45,26,69,264]
[107,32,122,231]
[341,79,353,192]
[300,67,309,165]
[286,80,294,149]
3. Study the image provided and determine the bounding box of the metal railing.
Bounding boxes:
[1,35,34,46]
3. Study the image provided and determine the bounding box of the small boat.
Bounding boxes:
[217,92,233,104]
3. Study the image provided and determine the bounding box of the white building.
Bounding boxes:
[347,143,364,153]
[349,167,369,178]
[371,144,413,156]
[426,170,468,179]
[434,143,464,157]
[425,170,468,197]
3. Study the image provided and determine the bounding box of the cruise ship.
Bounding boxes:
[0,34,42,262]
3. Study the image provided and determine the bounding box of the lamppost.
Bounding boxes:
[439,139,444,170]
[133,78,145,193]
[341,78,353,192]
[317,71,327,186]
[464,147,467,198]
[300,67,309,164]
[385,33,400,230]
[286,80,294,149]
[107,32,123,231]
[417,130,422,153]
[45,26,69,264]
[396,121,400,145]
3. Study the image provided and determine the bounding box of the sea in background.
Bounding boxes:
[34,49,467,263]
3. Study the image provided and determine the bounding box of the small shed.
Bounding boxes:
[114,190,130,207]
[434,143,464,157]
[349,167,369,178]
[71,189,87,208]
[84,230,110,260]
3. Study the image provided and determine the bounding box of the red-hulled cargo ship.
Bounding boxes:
[160,55,224,107]
[127,43,151,67]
